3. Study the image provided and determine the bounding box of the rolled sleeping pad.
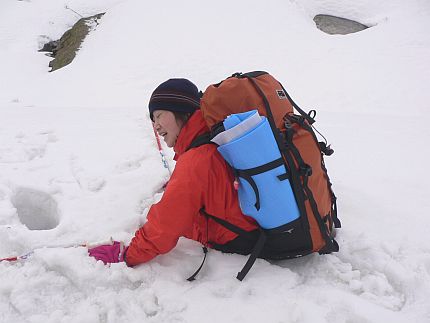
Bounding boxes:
[216,110,300,229]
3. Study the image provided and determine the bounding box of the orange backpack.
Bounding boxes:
[190,71,340,281]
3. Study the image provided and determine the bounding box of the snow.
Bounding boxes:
[1,0,430,322]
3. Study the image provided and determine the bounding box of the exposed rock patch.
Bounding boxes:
[39,13,104,71]
[314,14,369,35]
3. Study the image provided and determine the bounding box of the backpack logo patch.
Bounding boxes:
[276,89,287,99]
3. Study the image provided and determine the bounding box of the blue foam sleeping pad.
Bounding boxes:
[217,110,300,229]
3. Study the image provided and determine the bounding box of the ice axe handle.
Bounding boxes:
[84,237,114,249]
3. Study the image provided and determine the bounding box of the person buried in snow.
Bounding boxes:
[88,78,259,269]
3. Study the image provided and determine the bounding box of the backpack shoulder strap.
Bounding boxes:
[187,132,213,151]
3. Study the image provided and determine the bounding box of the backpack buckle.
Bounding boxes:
[319,142,334,156]
[288,114,305,125]
[211,122,225,137]
[299,164,312,177]
[284,118,293,130]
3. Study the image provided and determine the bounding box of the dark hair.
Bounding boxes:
[173,111,193,125]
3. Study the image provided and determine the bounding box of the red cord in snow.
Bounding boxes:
[0,237,114,263]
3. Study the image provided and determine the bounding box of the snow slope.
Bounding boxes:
[1,0,430,322]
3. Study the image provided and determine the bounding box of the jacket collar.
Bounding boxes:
[173,110,209,160]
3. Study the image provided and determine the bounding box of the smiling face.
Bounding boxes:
[152,110,185,147]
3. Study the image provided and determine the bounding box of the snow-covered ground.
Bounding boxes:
[1,0,430,322]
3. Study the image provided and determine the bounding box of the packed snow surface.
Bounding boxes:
[1,0,430,322]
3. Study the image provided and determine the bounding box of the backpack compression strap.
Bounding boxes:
[201,209,266,281]
[186,246,208,282]
[186,207,265,282]
[234,157,288,211]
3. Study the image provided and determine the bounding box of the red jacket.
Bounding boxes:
[126,111,257,266]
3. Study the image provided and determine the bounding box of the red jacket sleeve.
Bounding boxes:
[125,152,205,266]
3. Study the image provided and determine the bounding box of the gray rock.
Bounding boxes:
[314,14,369,35]
[43,13,104,72]
[38,40,58,55]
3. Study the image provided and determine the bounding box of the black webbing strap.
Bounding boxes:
[235,157,286,211]
[201,208,267,281]
[332,195,341,228]
[187,211,211,282]
[242,74,312,241]
[239,71,267,78]
[235,170,261,210]
[237,71,314,125]
[187,132,212,151]
[201,209,256,239]
[236,230,266,281]
[288,115,341,231]
[186,246,208,282]
[237,157,285,177]
[278,83,315,125]
[244,76,280,141]
[302,173,336,250]
[243,75,295,200]
[285,124,338,253]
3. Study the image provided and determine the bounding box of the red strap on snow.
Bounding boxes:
[0,256,18,262]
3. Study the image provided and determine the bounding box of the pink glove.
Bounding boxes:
[88,241,127,264]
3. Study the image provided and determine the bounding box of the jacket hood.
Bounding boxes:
[173,110,209,160]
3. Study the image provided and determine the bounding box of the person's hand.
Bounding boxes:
[88,241,127,264]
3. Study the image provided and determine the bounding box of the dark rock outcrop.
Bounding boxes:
[39,13,104,71]
[314,14,369,35]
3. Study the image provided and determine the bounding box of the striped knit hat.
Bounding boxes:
[149,78,201,121]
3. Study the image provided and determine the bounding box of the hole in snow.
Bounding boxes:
[11,188,60,230]
[314,14,369,35]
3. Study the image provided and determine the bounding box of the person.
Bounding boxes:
[88,78,258,267]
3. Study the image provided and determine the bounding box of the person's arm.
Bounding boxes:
[125,153,204,266]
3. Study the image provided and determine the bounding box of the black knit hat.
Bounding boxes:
[148,78,200,121]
